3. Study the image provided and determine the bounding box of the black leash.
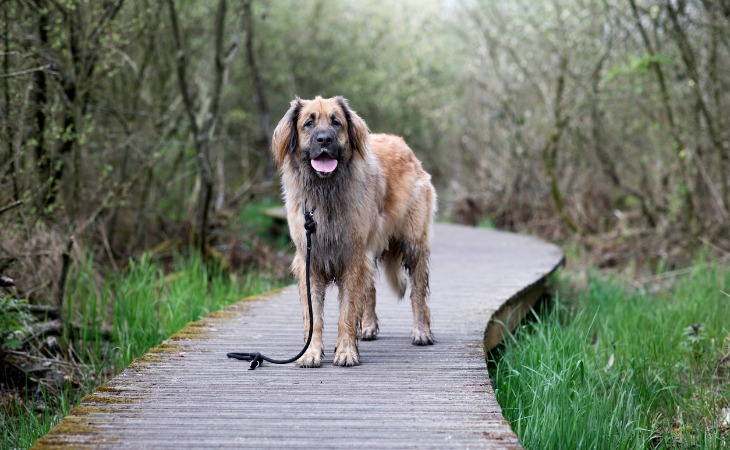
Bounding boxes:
[226,201,316,370]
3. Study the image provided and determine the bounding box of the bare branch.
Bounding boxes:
[0,200,22,217]
[207,0,227,130]
[0,64,51,78]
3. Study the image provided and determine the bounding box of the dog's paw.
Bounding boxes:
[333,343,360,367]
[296,349,324,368]
[412,328,435,346]
[360,322,379,341]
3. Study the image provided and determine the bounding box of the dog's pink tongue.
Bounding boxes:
[311,156,338,173]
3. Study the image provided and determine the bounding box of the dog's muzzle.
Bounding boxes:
[309,130,340,176]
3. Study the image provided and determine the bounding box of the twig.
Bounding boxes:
[634,257,730,289]
[28,304,60,319]
[713,352,730,379]
[98,218,119,273]
[3,349,90,370]
[20,319,63,347]
[223,178,277,210]
[21,280,52,301]
[698,237,730,257]
[0,64,51,78]
[0,200,22,217]
[73,150,165,238]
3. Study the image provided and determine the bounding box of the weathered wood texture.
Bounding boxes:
[34,224,564,449]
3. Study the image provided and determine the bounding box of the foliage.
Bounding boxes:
[0,297,36,350]
[490,265,730,448]
[603,53,675,82]
[457,0,730,255]
[3,0,728,288]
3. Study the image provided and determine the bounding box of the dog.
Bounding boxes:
[272,96,436,367]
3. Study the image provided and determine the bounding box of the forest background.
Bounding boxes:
[1,0,730,445]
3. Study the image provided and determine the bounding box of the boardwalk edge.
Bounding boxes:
[483,254,566,352]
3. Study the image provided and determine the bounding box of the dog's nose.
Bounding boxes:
[316,131,334,147]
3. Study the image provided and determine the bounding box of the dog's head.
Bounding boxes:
[272,96,369,179]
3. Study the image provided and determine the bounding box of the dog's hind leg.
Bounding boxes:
[407,245,434,345]
[360,275,378,340]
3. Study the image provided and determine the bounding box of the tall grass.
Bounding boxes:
[2,253,282,449]
[490,264,730,449]
[65,253,282,372]
[1,384,74,450]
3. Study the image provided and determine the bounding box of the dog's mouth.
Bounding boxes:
[311,155,338,176]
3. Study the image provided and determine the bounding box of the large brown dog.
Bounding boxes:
[272,96,436,367]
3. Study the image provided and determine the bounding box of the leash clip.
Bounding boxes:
[248,353,263,370]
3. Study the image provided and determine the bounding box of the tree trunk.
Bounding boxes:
[542,55,579,234]
[3,3,19,201]
[243,0,273,181]
[33,6,51,208]
[167,0,229,259]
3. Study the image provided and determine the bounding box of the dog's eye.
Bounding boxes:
[332,117,342,127]
[303,119,314,128]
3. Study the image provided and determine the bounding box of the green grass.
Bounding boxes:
[490,264,730,449]
[1,253,282,449]
[239,197,290,250]
[1,385,74,450]
[477,216,495,229]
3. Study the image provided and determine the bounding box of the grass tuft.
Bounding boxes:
[490,264,730,449]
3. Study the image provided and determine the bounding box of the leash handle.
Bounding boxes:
[227,200,316,369]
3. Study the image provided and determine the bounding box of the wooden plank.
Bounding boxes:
[33,223,564,449]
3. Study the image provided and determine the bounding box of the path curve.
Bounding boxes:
[34,223,564,449]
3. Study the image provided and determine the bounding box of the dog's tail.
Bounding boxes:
[383,251,408,299]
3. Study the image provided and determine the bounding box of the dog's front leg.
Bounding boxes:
[334,257,371,366]
[293,255,326,368]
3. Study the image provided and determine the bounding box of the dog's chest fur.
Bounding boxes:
[283,153,385,281]
[309,200,358,280]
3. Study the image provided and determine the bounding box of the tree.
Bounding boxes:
[167,0,237,259]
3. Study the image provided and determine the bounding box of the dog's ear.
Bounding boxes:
[272,98,303,167]
[336,96,369,158]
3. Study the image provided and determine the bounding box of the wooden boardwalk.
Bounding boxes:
[34,224,564,449]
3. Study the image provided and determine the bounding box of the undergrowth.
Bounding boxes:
[1,253,281,449]
[490,264,730,449]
